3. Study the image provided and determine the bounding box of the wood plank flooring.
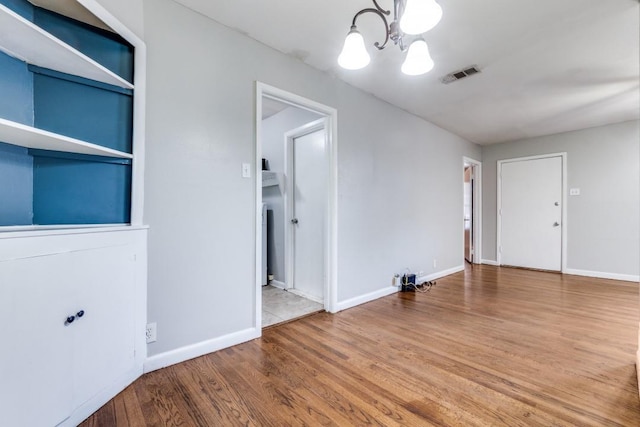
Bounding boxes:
[81,265,640,426]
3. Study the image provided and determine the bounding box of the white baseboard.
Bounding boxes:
[637,350,640,398]
[481,259,499,266]
[335,286,398,312]
[143,327,260,373]
[637,325,640,398]
[417,264,465,284]
[288,287,323,304]
[335,265,467,313]
[563,268,639,283]
[63,365,142,426]
[269,280,285,289]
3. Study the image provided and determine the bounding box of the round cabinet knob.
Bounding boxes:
[76,310,85,318]
[291,218,299,224]
[65,315,75,325]
[553,222,560,227]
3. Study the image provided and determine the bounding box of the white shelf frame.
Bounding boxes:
[0,3,133,90]
[0,0,146,232]
[0,117,132,158]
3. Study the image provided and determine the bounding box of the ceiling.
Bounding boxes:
[35,0,639,144]
[172,0,639,145]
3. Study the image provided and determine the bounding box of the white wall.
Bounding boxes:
[105,0,481,359]
[482,120,639,279]
[262,107,321,283]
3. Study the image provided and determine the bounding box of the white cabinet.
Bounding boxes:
[69,246,136,409]
[0,228,146,427]
[0,252,75,427]
[0,1,147,425]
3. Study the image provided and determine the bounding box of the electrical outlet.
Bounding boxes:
[146,322,157,344]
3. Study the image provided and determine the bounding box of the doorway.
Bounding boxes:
[463,157,482,265]
[255,83,338,330]
[497,153,566,271]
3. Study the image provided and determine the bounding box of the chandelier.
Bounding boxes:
[338,0,442,75]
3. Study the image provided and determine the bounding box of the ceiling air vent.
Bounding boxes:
[440,65,481,84]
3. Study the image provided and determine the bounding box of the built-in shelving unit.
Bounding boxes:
[0,3,133,89]
[0,0,135,227]
[0,117,133,158]
[0,1,147,426]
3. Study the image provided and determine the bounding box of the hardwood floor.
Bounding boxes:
[81,266,640,426]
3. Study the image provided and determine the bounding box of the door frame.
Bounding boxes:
[463,157,482,264]
[496,153,567,272]
[284,118,327,302]
[255,82,339,331]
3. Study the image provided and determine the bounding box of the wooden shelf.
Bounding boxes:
[0,4,133,89]
[0,118,133,159]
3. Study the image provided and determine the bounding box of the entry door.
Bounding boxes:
[464,166,473,263]
[287,120,326,301]
[500,156,562,271]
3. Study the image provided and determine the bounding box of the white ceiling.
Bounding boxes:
[34,0,639,144]
[173,0,640,145]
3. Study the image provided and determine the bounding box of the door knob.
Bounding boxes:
[291,218,299,224]
[553,222,560,227]
[554,202,559,206]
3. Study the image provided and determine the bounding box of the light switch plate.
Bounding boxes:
[242,163,251,178]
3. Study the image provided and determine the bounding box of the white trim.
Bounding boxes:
[335,265,467,312]
[497,152,567,272]
[143,327,260,373]
[637,349,640,397]
[63,366,141,427]
[563,268,639,283]
[481,259,500,266]
[0,224,148,239]
[417,265,465,284]
[269,280,286,289]
[78,0,147,227]
[335,287,398,312]
[288,287,324,304]
[255,82,339,336]
[463,157,482,264]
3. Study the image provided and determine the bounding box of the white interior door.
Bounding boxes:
[288,121,326,302]
[500,156,563,271]
[464,166,473,263]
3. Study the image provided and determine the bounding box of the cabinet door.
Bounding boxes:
[0,253,75,427]
[70,245,136,407]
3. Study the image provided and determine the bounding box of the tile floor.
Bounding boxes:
[262,285,324,327]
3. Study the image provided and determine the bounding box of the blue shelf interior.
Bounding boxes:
[32,66,133,153]
[32,150,131,225]
[0,0,134,226]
